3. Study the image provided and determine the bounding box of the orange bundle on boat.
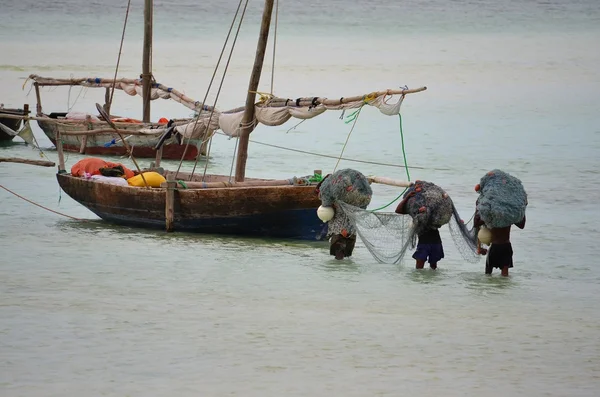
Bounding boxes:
[71,158,135,179]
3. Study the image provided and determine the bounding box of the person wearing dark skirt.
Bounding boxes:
[475,212,526,277]
[395,193,445,270]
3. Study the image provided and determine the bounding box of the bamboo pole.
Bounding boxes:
[142,0,153,123]
[367,176,412,188]
[264,87,427,107]
[234,0,275,182]
[0,157,55,167]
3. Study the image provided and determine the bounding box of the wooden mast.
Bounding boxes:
[234,0,275,182]
[142,0,153,123]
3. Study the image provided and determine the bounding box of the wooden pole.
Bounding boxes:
[55,129,66,172]
[34,83,42,115]
[104,87,111,115]
[0,157,55,167]
[154,146,162,168]
[142,0,153,123]
[23,104,29,116]
[234,0,275,182]
[165,173,175,232]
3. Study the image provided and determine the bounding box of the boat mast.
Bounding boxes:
[234,0,275,182]
[142,0,153,123]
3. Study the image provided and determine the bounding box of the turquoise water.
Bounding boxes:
[1,1,600,395]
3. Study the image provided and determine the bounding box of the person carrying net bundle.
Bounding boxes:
[315,169,373,260]
[473,169,527,277]
[394,180,451,270]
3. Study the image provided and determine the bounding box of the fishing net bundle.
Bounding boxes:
[476,169,527,228]
[317,169,373,237]
[337,180,479,264]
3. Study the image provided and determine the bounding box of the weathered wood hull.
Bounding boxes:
[57,173,329,241]
[0,108,24,141]
[37,117,204,160]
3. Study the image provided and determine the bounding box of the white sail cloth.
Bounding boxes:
[132,92,407,139]
[218,93,405,137]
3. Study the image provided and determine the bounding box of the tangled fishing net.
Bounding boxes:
[317,169,373,237]
[476,169,527,228]
[337,180,479,264]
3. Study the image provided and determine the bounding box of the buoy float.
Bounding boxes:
[317,205,335,222]
[478,226,492,245]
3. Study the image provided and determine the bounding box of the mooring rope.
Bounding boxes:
[270,0,279,95]
[195,0,250,182]
[108,0,132,112]
[333,107,362,173]
[174,0,247,179]
[0,184,85,221]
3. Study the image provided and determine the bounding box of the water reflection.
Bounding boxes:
[406,267,446,284]
[58,218,329,251]
[318,258,361,273]
[461,271,518,295]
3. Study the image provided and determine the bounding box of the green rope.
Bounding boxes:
[370,113,411,212]
[344,108,361,124]
[177,180,188,189]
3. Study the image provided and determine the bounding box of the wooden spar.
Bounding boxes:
[27,75,208,113]
[234,0,275,182]
[0,157,56,167]
[165,173,175,232]
[142,0,153,123]
[163,179,297,189]
[367,176,412,188]
[264,87,427,107]
[0,114,57,122]
[55,129,66,172]
[34,83,42,115]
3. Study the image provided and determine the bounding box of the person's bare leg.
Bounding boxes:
[501,266,509,277]
[429,262,437,270]
[416,259,425,269]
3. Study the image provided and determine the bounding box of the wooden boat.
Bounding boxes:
[26,0,212,161]
[28,75,213,160]
[57,171,327,240]
[0,105,28,141]
[55,0,425,241]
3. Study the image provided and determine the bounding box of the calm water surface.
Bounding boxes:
[1,0,600,395]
